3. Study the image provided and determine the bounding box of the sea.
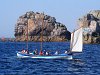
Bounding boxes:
[0,42,100,75]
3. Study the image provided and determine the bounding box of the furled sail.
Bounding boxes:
[70,27,83,52]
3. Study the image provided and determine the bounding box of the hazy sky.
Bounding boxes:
[0,0,100,37]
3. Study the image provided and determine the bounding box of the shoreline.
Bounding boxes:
[0,38,99,44]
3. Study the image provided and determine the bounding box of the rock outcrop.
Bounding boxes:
[78,10,100,44]
[15,11,71,41]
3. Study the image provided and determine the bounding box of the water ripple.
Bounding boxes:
[0,42,100,75]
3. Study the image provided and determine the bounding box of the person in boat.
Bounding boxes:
[35,49,38,55]
[39,51,43,55]
[55,51,58,55]
[33,49,38,55]
[43,50,46,55]
[25,50,29,54]
[33,50,36,55]
[21,49,26,53]
[46,51,49,56]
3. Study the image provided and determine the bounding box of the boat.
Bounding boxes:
[17,52,73,59]
[17,13,83,59]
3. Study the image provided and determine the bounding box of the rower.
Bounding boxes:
[25,50,29,54]
[33,50,36,55]
[55,51,58,55]
[39,51,43,55]
[43,50,46,55]
[46,51,49,56]
[21,49,25,53]
[35,49,38,55]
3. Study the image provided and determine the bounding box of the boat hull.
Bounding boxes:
[17,52,31,58]
[17,52,73,59]
[31,55,72,59]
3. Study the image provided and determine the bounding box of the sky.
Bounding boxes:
[0,0,100,38]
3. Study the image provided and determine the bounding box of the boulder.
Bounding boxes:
[14,11,71,41]
[78,10,100,44]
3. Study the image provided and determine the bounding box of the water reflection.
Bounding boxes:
[66,59,85,74]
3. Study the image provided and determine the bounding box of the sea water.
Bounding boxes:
[0,42,100,75]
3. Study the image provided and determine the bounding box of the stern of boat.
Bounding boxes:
[17,52,30,58]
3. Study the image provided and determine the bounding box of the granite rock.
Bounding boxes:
[78,10,100,43]
[15,11,71,41]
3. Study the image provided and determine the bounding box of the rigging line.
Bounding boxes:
[40,13,44,52]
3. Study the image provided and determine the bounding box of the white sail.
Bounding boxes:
[70,27,83,52]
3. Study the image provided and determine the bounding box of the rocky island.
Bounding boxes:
[78,10,100,44]
[14,10,100,43]
[14,11,71,42]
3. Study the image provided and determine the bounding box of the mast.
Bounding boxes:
[26,21,28,50]
[70,31,74,50]
[40,13,44,52]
